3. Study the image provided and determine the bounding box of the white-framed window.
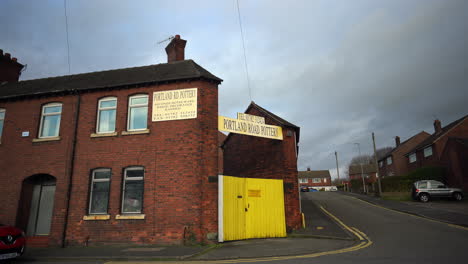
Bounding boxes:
[127,94,148,131]
[324,178,327,183]
[0,108,5,141]
[312,178,321,183]
[122,167,144,214]
[387,156,393,165]
[97,97,117,133]
[379,161,383,168]
[409,153,417,163]
[88,168,111,214]
[299,178,308,184]
[39,103,62,138]
[424,146,433,157]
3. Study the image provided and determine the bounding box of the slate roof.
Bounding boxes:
[0,59,222,100]
[298,170,331,179]
[378,131,430,162]
[247,102,299,129]
[349,164,377,175]
[405,115,468,155]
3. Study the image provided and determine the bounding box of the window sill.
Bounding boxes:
[115,214,145,220]
[32,137,61,143]
[121,129,150,136]
[90,132,118,138]
[83,215,110,221]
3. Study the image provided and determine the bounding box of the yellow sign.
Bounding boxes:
[218,116,283,140]
[152,88,197,122]
[248,190,261,197]
[237,113,265,124]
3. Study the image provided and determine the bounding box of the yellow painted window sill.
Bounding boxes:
[115,214,145,220]
[32,137,61,143]
[121,129,150,136]
[83,215,110,221]
[90,132,118,138]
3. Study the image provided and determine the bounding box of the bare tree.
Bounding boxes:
[374,146,393,160]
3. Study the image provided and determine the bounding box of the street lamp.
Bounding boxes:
[354,143,367,194]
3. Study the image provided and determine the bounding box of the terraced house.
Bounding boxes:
[0,36,222,247]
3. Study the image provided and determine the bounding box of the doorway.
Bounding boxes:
[16,174,56,236]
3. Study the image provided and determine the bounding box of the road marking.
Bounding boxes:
[319,206,364,241]
[349,196,468,231]
[105,208,373,264]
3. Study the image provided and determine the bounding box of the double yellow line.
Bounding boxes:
[106,206,372,264]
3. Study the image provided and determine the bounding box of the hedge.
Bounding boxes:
[380,166,446,192]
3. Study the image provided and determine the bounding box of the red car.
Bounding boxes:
[0,224,26,260]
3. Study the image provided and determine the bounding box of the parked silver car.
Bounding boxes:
[412,180,463,202]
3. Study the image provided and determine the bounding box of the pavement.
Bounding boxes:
[18,196,356,262]
[340,191,468,227]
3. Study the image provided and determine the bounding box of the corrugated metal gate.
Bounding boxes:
[218,175,286,242]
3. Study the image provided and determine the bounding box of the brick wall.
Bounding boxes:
[222,107,301,231]
[0,79,219,246]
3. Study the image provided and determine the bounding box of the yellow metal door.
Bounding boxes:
[245,178,286,239]
[223,176,246,241]
[221,176,286,241]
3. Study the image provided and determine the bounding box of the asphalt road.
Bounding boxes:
[283,192,468,264]
[10,192,468,264]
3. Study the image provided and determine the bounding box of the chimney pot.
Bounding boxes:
[165,34,187,63]
[5,53,11,60]
[307,167,311,171]
[12,57,17,62]
[0,49,3,56]
[395,136,401,147]
[434,119,442,134]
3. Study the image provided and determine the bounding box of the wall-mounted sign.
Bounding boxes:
[21,131,30,137]
[218,116,283,140]
[152,88,197,122]
[237,113,265,124]
[248,190,261,197]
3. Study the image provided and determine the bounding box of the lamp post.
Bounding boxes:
[354,143,366,194]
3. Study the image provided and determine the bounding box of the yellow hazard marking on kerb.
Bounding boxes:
[349,196,468,231]
[105,207,373,264]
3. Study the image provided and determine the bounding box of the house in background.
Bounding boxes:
[378,132,430,177]
[349,164,377,182]
[441,138,468,192]
[405,116,468,171]
[298,169,331,188]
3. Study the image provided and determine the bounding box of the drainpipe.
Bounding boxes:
[62,91,81,247]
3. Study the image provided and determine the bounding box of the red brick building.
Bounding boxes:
[298,169,331,188]
[0,36,222,246]
[222,102,302,231]
[349,164,377,183]
[378,132,430,177]
[405,116,468,171]
[441,138,468,192]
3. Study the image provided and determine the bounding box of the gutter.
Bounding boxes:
[62,90,81,247]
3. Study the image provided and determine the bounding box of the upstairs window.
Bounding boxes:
[409,153,417,163]
[88,168,111,214]
[312,178,321,183]
[39,103,62,138]
[97,97,117,133]
[387,156,393,165]
[122,167,144,214]
[424,146,433,157]
[379,161,383,168]
[127,95,148,131]
[0,109,5,141]
[299,178,308,184]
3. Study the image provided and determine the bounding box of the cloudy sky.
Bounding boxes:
[2,0,467,178]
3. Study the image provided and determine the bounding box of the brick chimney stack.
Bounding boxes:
[433,119,442,134]
[165,35,187,63]
[307,167,311,171]
[395,136,401,147]
[0,49,24,82]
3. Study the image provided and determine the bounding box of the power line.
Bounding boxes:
[236,0,252,102]
[64,0,71,74]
